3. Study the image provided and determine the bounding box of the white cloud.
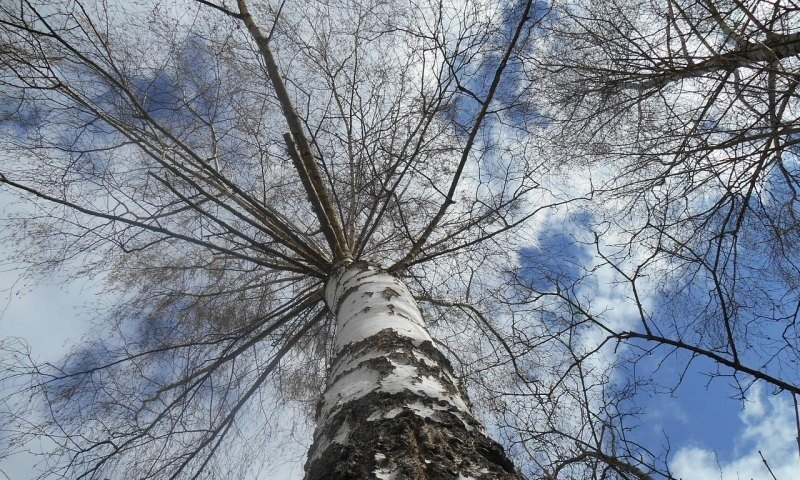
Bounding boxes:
[671,385,800,480]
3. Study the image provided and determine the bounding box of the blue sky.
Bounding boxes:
[516,209,800,478]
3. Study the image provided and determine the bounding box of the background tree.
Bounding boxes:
[514,0,800,473]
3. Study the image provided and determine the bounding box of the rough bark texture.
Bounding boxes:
[305,263,520,479]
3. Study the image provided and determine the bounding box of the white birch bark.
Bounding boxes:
[304,262,519,479]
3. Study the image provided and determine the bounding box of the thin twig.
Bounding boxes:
[758,450,778,480]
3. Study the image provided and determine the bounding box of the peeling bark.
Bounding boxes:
[305,263,520,480]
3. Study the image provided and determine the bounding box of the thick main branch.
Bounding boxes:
[236,0,350,262]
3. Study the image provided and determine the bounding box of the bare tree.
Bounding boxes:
[518,0,800,471]
[0,0,568,478]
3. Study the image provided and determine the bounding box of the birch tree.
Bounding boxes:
[0,0,555,478]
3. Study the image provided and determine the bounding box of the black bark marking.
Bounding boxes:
[305,390,520,479]
[307,329,518,479]
[382,287,401,300]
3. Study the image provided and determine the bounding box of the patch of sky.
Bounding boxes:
[0,76,133,186]
[98,34,224,134]
[0,93,45,137]
[0,234,107,479]
[697,116,721,134]
[625,351,744,464]
[517,212,594,292]
[624,161,800,470]
[641,232,798,385]
[131,70,184,121]
[441,0,550,136]
[0,199,102,364]
[21,281,229,417]
[631,361,800,478]
[492,0,551,128]
[669,383,800,479]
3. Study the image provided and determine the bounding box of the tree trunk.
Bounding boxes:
[304,262,520,479]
